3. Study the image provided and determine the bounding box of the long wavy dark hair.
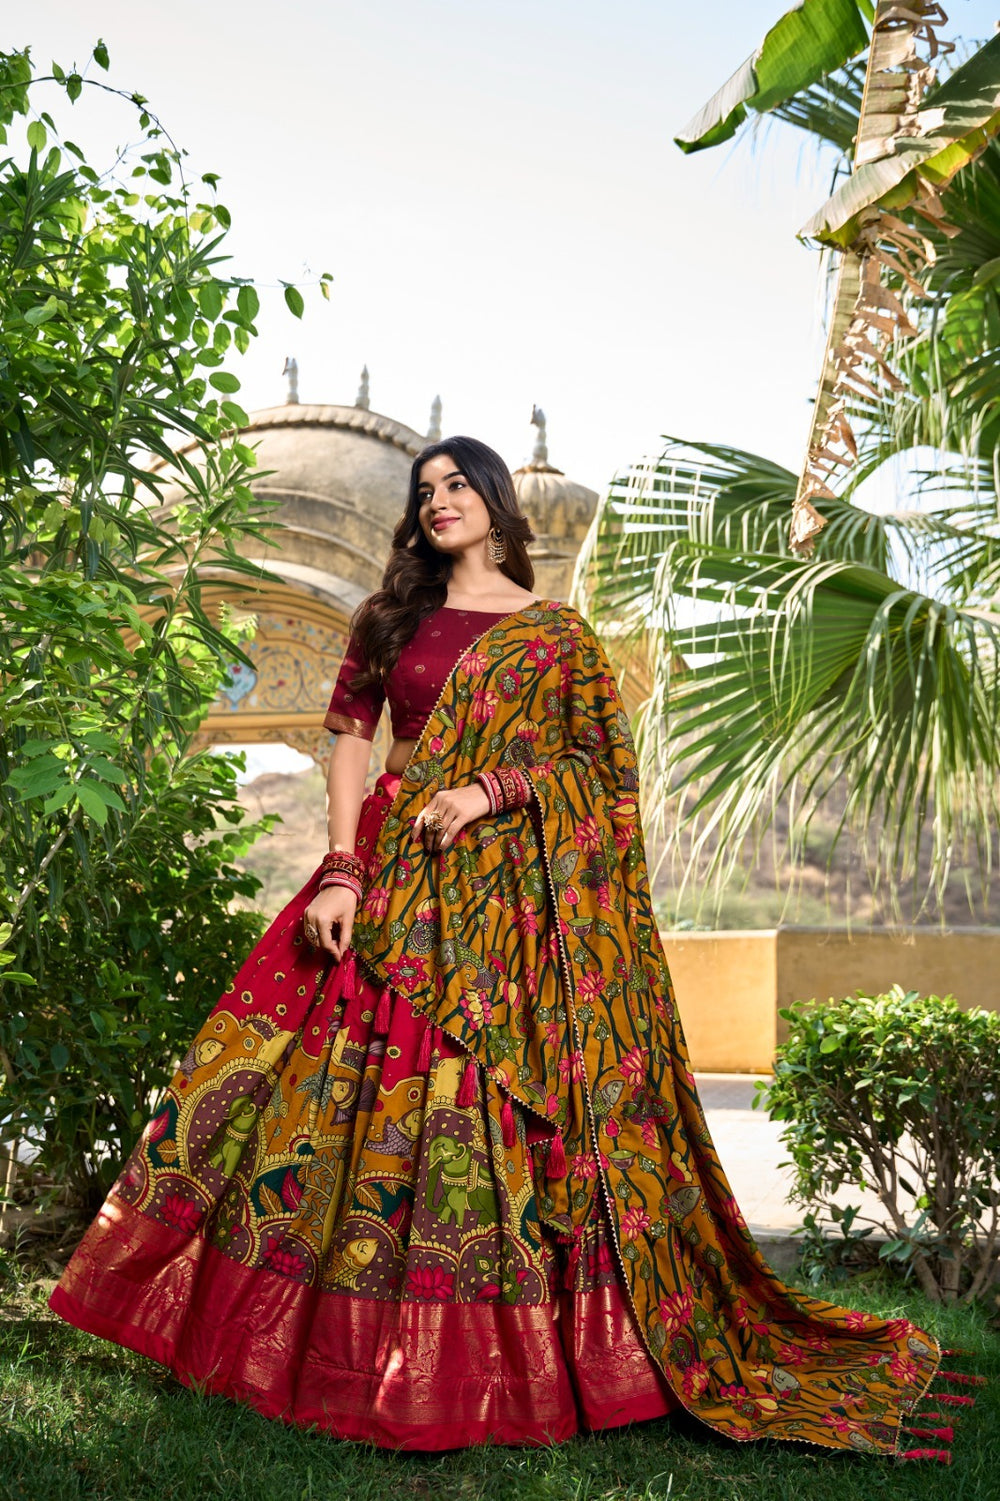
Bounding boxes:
[350,436,535,685]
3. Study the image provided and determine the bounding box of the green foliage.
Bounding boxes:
[580,435,1000,919]
[788,1203,879,1289]
[877,138,1000,474]
[674,0,871,154]
[2,750,268,1211]
[766,55,866,160]
[0,43,312,1203]
[584,28,1000,918]
[758,985,1000,1303]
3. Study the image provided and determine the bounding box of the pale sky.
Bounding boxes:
[18,2,995,782]
[19,0,997,498]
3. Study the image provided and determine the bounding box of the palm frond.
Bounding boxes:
[577,441,1000,915]
[765,56,866,157]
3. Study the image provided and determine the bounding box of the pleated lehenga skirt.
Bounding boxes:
[50,772,678,1449]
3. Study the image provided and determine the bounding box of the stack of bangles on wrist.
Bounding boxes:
[476,766,532,815]
[318,848,365,900]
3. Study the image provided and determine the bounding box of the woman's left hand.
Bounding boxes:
[413,782,491,852]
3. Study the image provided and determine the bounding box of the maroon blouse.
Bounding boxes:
[324,606,511,741]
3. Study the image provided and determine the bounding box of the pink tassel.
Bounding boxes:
[899,1448,951,1464]
[417,1021,432,1072]
[341,955,356,1001]
[905,1426,954,1444]
[940,1347,969,1357]
[501,1095,516,1149]
[547,1131,567,1179]
[917,1412,955,1425]
[938,1370,986,1387]
[926,1392,974,1408]
[457,1056,478,1108]
[374,987,391,1034]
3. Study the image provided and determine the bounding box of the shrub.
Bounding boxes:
[1,749,269,1214]
[757,984,1000,1303]
[0,43,322,1210]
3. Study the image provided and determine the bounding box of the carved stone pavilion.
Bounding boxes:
[161,374,602,768]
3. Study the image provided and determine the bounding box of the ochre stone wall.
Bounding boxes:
[663,927,1000,1073]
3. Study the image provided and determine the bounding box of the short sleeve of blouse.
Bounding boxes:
[323,633,385,740]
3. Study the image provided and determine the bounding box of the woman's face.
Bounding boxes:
[416,453,493,557]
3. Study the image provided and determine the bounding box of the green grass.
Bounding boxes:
[1,1269,997,1501]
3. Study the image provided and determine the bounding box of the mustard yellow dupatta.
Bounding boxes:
[351,600,940,1455]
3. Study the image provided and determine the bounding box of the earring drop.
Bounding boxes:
[487,526,507,565]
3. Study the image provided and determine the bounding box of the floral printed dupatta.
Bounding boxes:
[352,599,941,1457]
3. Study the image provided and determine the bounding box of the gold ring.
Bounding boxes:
[304,923,320,946]
[423,811,443,832]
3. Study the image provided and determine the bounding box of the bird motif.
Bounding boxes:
[178,1037,224,1080]
[439,938,495,991]
[550,850,581,885]
[367,1108,423,1159]
[906,1334,935,1360]
[771,1366,802,1395]
[326,1235,378,1289]
[665,1184,701,1222]
[592,1078,624,1120]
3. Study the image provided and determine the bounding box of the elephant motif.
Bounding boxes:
[426,1135,473,1228]
[207,1095,258,1176]
[425,1135,498,1230]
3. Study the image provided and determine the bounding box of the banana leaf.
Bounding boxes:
[675,0,871,154]
[800,33,1000,247]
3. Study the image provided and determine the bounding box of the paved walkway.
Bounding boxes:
[697,1074,799,1235]
[696,1074,889,1258]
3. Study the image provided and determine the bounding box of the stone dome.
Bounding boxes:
[512,464,600,539]
[147,400,429,766]
[149,400,429,615]
[147,389,613,763]
[230,402,427,611]
[511,410,598,602]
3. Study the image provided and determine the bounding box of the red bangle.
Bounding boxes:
[319,871,363,899]
[497,766,531,810]
[319,848,364,881]
[477,766,531,813]
[477,771,502,815]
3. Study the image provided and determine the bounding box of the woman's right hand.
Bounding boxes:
[304,884,359,962]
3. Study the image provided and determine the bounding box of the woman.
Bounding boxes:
[51,437,955,1459]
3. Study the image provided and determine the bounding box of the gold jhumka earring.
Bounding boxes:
[487,527,507,565]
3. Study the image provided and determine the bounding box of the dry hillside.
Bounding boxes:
[235,766,1000,929]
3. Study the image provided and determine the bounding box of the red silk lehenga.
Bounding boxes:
[51,601,969,1458]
